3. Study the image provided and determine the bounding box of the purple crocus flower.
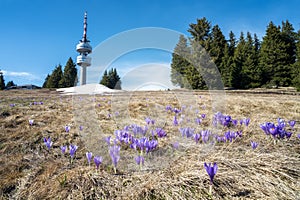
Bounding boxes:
[79,125,83,131]
[201,114,206,119]
[232,119,238,126]
[165,105,172,112]
[105,136,111,145]
[135,155,144,166]
[60,145,67,154]
[298,134,300,139]
[156,128,167,138]
[109,145,120,172]
[69,144,78,158]
[289,120,296,129]
[250,141,258,149]
[173,108,181,114]
[244,118,250,126]
[172,141,179,149]
[195,118,201,125]
[44,137,53,150]
[94,156,103,170]
[65,125,70,133]
[285,132,292,138]
[204,162,218,184]
[201,130,211,143]
[86,152,93,166]
[10,103,15,107]
[194,133,201,143]
[173,115,179,126]
[29,119,34,126]
[145,117,155,125]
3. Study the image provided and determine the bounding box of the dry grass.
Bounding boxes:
[0,88,299,199]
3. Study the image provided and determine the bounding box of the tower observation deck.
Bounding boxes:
[76,12,92,85]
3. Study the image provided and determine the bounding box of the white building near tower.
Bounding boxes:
[76,12,92,85]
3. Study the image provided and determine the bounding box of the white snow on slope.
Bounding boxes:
[57,83,121,95]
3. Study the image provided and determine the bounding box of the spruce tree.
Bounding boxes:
[47,65,63,88]
[170,35,190,88]
[259,21,296,87]
[100,68,121,89]
[0,70,5,90]
[188,17,211,49]
[219,43,234,87]
[100,70,109,86]
[60,57,77,87]
[209,25,226,69]
[231,32,246,89]
[42,74,50,88]
[293,30,300,91]
[241,32,261,88]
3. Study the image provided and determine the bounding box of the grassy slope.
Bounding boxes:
[0,89,299,199]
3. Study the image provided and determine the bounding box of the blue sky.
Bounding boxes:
[0,0,299,89]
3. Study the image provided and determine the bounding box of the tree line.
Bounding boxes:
[42,58,122,89]
[171,18,300,90]
[42,57,77,88]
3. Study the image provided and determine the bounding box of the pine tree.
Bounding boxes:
[259,21,296,87]
[231,32,246,88]
[242,32,261,88]
[46,65,63,88]
[219,31,236,87]
[228,31,236,57]
[219,43,234,87]
[60,57,77,88]
[0,70,5,90]
[293,30,300,91]
[100,70,109,86]
[209,25,226,69]
[42,74,50,88]
[170,35,191,88]
[100,68,121,89]
[188,17,211,49]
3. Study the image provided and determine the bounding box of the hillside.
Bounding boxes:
[0,89,299,199]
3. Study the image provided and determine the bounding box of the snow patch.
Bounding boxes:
[57,83,121,95]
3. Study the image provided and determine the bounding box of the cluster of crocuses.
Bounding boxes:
[213,112,250,128]
[179,126,243,144]
[43,137,79,163]
[105,120,167,171]
[86,152,103,171]
[260,118,295,139]
[31,101,44,105]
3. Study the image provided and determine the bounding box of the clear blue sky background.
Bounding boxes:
[0,0,299,88]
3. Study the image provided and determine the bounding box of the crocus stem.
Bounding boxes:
[114,167,117,174]
[209,184,212,196]
[140,151,143,171]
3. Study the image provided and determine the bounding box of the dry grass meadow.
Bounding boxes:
[0,88,299,199]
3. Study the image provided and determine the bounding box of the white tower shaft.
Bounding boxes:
[80,66,87,85]
[76,11,92,86]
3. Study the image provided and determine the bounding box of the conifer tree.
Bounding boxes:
[42,74,50,88]
[293,30,300,91]
[46,65,63,88]
[170,35,190,88]
[60,57,77,88]
[259,21,296,87]
[100,68,121,89]
[0,70,5,90]
[231,32,246,88]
